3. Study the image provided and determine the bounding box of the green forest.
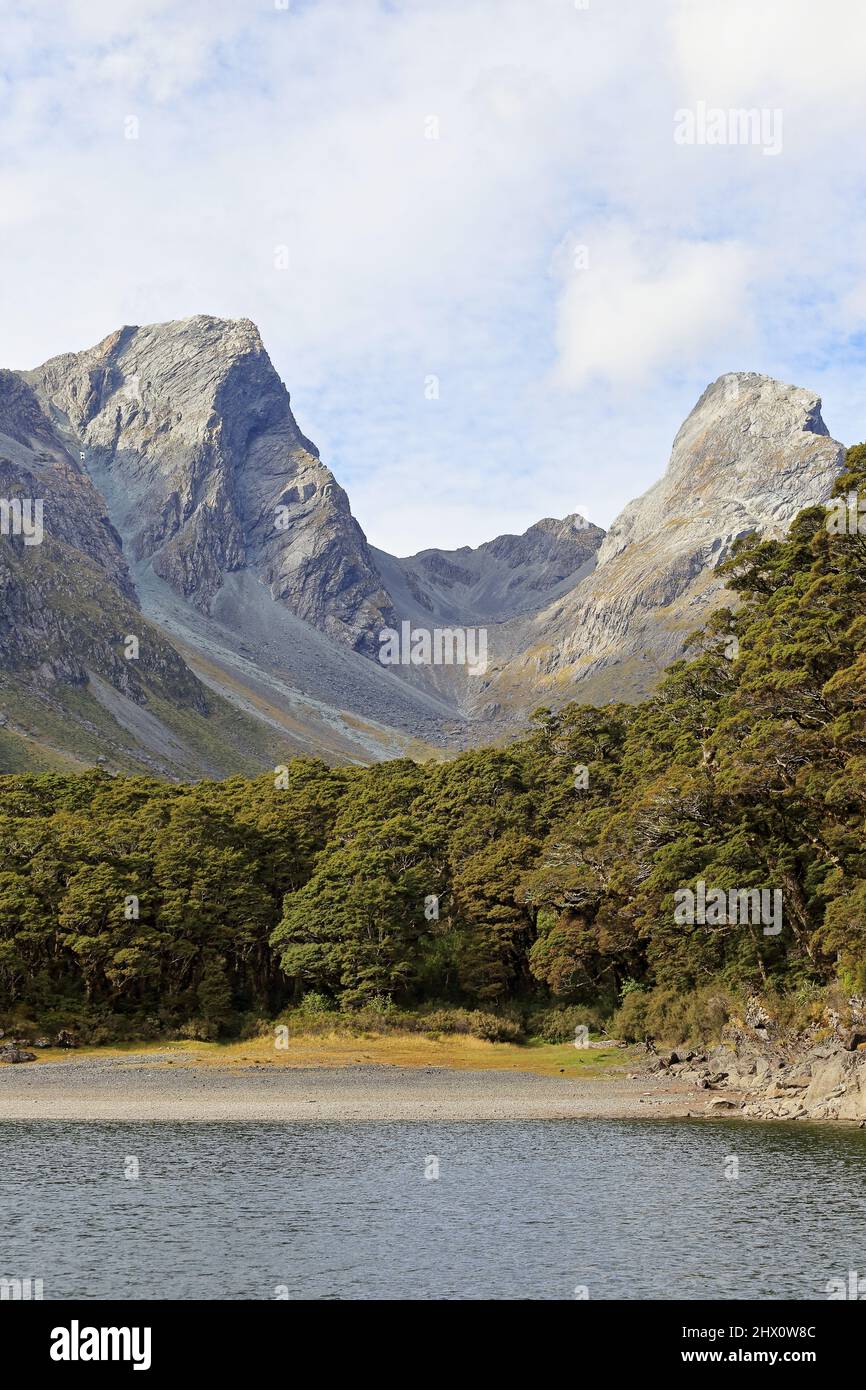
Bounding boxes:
[1,451,864,1046]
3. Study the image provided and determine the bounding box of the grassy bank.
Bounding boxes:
[18,1032,630,1078]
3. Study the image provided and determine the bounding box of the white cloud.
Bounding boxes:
[669,0,866,112]
[553,228,754,389]
[1,0,865,554]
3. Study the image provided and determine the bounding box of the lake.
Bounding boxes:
[1,1118,864,1300]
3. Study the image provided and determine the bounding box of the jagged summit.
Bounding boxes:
[479,371,845,710]
[28,315,388,645]
[0,322,847,775]
[597,372,838,570]
[374,510,605,628]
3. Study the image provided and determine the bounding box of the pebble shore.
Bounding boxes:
[0,1053,705,1123]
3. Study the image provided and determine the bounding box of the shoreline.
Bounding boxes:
[3,1029,864,1124]
[0,1049,752,1123]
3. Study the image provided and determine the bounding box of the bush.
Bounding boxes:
[298,991,335,1015]
[178,1018,220,1042]
[611,985,733,1046]
[411,1006,524,1042]
[418,1007,471,1035]
[529,1005,605,1044]
[465,1011,524,1043]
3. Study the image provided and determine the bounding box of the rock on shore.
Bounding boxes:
[643,996,866,1123]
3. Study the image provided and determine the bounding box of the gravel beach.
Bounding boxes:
[0,1053,708,1123]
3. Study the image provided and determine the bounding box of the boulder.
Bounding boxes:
[801,1049,866,1121]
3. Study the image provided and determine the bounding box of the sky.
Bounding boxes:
[3,0,866,556]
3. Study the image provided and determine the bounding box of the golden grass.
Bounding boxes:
[29,1033,630,1078]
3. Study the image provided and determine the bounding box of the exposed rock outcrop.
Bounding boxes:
[481,373,845,711]
[0,369,208,712]
[0,321,850,774]
[642,996,866,1123]
[30,316,397,654]
[377,514,604,625]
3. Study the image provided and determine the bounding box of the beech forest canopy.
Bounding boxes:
[1,451,864,1041]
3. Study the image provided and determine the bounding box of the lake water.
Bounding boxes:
[2,1118,864,1300]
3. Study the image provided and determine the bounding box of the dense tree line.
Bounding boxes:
[1,453,864,1038]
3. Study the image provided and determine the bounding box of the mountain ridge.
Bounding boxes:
[0,316,847,776]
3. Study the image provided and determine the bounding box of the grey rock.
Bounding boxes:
[376,513,604,627]
[0,322,849,772]
[478,372,844,712]
[0,369,211,721]
[30,317,397,655]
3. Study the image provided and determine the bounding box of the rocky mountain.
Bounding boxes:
[30,317,396,653]
[27,318,605,677]
[374,513,603,627]
[5,316,609,771]
[474,373,845,713]
[0,317,847,778]
[0,368,231,777]
[0,329,437,777]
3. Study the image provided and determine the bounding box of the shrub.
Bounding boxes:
[611,985,733,1046]
[465,1011,524,1043]
[419,1007,472,1036]
[529,1005,605,1044]
[413,1007,524,1042]
[178,1018,220,1042]
[298,991,335,1015]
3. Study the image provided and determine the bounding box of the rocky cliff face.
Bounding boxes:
[28,318,608,670]
[0,339,425,778]
[21,317,609,730]
[30,316,397,654]
[0,320,849,776]
[375,513,604,625]
[0,369,204,707]
[480,373,845,712]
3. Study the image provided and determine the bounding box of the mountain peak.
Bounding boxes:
[696,370,828,428]
[676,371,831,455]
[597,371,840,570]
[27,317,389,633]
[477,370,845,714]
[2,320,849,772]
